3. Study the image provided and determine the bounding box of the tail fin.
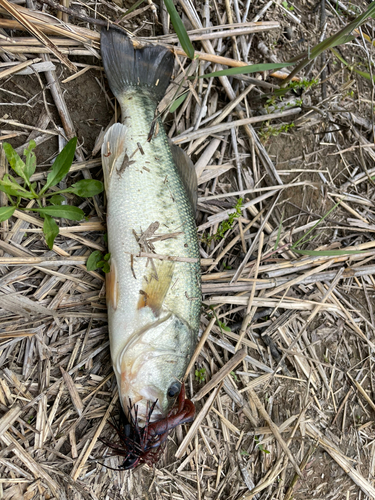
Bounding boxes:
[101,29,174,103]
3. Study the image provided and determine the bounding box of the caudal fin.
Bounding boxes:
[101,29,174,103]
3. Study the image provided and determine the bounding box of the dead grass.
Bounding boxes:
[0,0,375,499]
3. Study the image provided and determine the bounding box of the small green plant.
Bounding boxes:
[87,250,111,273]
[230,371,238,382]
[281,0,294,11]
[216,198,243,239]
[254,436,270,454]
[240,449,250,456]
[265,78,318,109]
[195,367,206,383]
[207,306,231,334]
[287,78,318,92]
[0,138,103,249]
[217,319,231,332]
[259,122,295,143]
[206,198,243,244]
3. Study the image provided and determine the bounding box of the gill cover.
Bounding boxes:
[118,312,195,425]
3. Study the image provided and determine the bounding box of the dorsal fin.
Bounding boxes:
[169,141,197,212]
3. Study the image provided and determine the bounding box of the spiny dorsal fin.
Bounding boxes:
[169,141,197,212]
[137,260,175,317]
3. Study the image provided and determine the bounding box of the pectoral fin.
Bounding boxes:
[102,123,128,189]
[106,258,119,310]
[137,260,174,317]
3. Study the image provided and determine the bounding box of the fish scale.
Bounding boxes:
[106,91,200,356]
[101,29,201,427]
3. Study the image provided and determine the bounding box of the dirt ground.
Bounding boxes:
[0,0,375,499]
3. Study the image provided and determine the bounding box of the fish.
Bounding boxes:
[100,29,201,444]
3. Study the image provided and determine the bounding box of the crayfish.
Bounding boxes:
[102,384,195,470]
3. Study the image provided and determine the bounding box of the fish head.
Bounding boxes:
[116,311,195,427]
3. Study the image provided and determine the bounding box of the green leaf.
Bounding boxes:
[283,2,375,84]
[353,68,374,82]
[169,92,189,113]
[199,62,295,80]
[96,260,110,273]
[218,319,231,332]
[101,261,110,273]
[43,214,59,250]
[24,140,37,182]
[3,141,37,186]
[163,0,195,59]
[40,137,77,195]
[86,250,103,271]
[3,143,27,182]
[122,0,146,17]
[330,34,356,47]
[292,198,342,249]
[0,176,35,199]
[67,179,103,198]
[31,204,84,221]
[50,194,66,205]
[330,47,349,66]
[0,206,15,222]
[331,49,375,82]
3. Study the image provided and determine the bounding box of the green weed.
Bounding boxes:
[259,122,295,143]
[0,139,103,249]
[216,198,243,239]
[195,367,206,383]
[87,251,111,273]
[281,1,294,11]
[265,78,318,108]
[203,198,243,244]
[254,436,270,454]
[163,0,194,59]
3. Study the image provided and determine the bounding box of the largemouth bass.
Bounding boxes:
[101,29,201,431]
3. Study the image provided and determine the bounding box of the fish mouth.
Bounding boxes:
[119,354,167,426]
[122,395,165,427]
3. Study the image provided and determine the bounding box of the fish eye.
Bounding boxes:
[167,381,181,399]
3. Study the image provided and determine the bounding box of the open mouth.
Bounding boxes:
[123,397,164,427]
